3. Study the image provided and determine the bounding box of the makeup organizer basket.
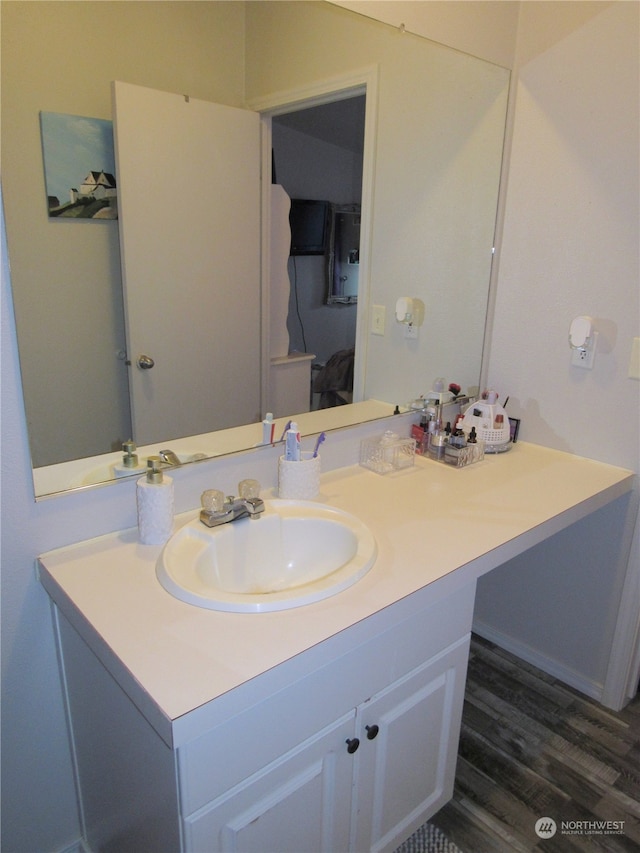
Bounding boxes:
[461,397,511,453]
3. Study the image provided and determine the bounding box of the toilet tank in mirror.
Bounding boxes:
[1,0,510,497]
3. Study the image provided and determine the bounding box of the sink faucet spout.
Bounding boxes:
[200,491,265,528]
[158,449,182,467]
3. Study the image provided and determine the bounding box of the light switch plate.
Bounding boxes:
[629,337,640,380]
[372,304,385,336]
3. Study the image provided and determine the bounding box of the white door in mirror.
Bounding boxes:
[114,81,261,445]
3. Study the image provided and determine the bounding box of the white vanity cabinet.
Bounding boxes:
[53,581,474,853]
[40,445,633,853]
[182,637,469,853]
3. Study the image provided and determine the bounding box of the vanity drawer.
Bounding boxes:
[177,582,475,815]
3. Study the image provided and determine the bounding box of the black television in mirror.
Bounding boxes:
[289,199,330,256]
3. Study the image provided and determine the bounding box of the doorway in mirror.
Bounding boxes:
[272,95,365,411]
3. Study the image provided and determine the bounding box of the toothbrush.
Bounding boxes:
[278,420,292,443]
[313,432,326,458]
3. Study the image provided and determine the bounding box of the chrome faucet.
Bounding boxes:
[158,449,182,467]
[200,480,264,528]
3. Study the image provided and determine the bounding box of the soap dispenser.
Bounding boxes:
[113,439,146,477]
[136,456,174,545]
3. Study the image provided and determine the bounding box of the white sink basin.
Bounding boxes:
[156,500,377,612]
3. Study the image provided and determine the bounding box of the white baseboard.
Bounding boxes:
[472,620,604,703]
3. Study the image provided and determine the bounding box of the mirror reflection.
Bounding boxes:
[272,95,365,410]
[1,0,509,497]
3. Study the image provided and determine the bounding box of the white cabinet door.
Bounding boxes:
[352,637,470,853]
[184,711,356,853]
[184,636,470,853]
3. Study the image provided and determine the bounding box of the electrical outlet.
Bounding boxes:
[372,304,386,336]
[571,347,589,367]
[404,323,418,339]
[571,331,597,369]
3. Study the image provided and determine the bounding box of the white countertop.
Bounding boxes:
[39,442,632,744]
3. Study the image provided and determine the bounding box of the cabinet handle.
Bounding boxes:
[365,724,379,740]
[345,737,360,754]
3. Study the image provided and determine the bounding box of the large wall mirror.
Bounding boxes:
[1,0,509,498]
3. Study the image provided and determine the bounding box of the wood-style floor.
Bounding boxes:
[430,635,640,852]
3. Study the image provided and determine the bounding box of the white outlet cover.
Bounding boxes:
[404,324,418,339]
[571,331,597,369]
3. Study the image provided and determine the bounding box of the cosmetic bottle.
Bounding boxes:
[427,430,447,461]
[449,418,467,449]
[412,410,430,454]
[411,422,426,454]
[262,412,274,444]
[136,456,174,545]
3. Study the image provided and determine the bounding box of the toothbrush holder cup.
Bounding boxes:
[278,452,321,500]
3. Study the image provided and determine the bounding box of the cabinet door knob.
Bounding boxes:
[365,724,379,740]
[345,737,360,754]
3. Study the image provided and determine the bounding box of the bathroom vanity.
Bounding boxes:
[38,443,633,852]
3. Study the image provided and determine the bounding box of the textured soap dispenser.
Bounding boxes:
[113,439,146,477]
[136,456,174,545]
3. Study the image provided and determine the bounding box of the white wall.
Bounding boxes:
[334,0,520,68]
[1,206,81,850]
[474,1,640,705]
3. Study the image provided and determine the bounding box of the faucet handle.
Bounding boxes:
[238,479,261,499]
[201,489,225,513]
